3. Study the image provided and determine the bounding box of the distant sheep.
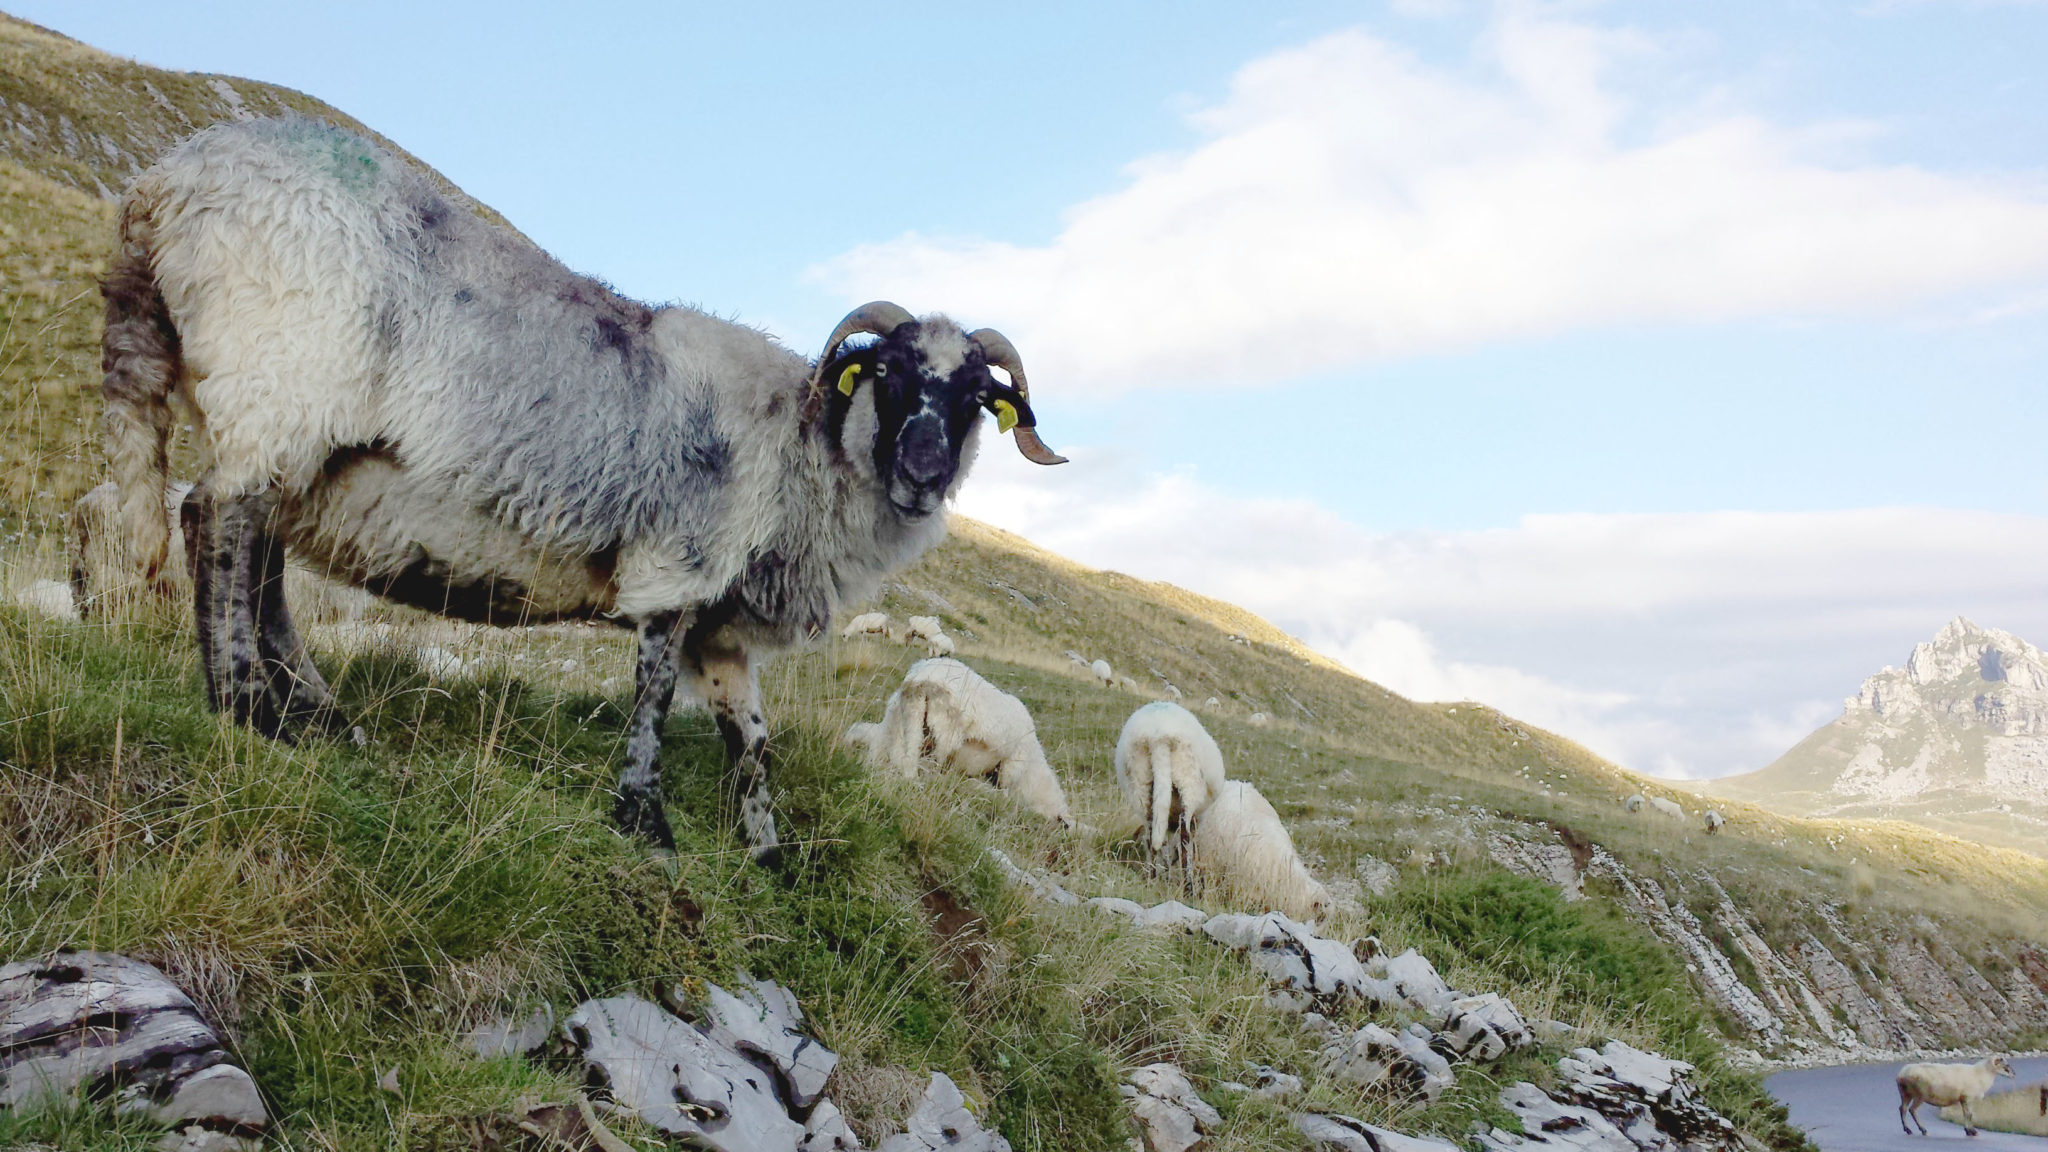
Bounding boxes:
[1248,712,1270,727]
[1091,659,1114,686]
[1191,780,1331,921]
[905,615,945,644]
[846,658,1074,826]
[1204,697,1221,709]
[1898,1055,2015,1137]
[1115,702,1228,861]
[1118,674,1138,692]
[839,611,892,642]
[1703,809,1725,835]
[1624,794,1645,813]
[1163,684,1183,700]
[1647,796,1685,820]
[924,633,956,658]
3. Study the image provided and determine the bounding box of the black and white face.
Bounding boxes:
[823,320,1037,520]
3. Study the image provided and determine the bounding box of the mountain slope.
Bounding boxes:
[1709,617,2048,855]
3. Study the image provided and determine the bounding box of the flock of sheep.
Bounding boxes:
[839,617,1331,920]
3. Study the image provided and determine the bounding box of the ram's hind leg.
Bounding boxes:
[616,611,684,850]
[682,621,780,865]
[182,481,287,738]
[251,510,337,728]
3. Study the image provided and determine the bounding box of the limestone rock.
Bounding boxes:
[1319,1022,1454,1102]
[1547,1041,1742,1151]
[1366,948,1457,1016]
[1123,1064,1219,1152]
[1089,898,1208,932]
[1202,912,1370,1004]
[803,1100,864,1151]
[1480,1082,1639,1152]
[1438,993,1534,1062]
[704,976,839,1110]
[986,848,1081,906]
[564,995,803,1152]
[1292,1112,1463,1151]
[874,1072,1010,1152]
[0,952,267,1147]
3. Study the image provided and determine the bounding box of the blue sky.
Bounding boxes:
[24,1,2048,778]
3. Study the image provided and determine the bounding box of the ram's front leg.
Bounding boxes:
[616,610,684,850]
[251,509,337,729]
[682,622,780,864]
[180,480,286,739]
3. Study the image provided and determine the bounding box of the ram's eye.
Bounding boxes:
[874,363,889,377]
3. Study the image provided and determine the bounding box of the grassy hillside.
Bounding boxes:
[4,11,2048,1150]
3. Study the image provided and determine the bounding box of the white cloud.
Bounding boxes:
[815,10,2048,392]
[951,448,2048,778]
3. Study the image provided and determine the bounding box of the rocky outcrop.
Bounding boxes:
[0,952,267,1152]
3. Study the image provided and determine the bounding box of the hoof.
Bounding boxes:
[614,789,677,850]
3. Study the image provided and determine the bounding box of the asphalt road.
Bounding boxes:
[1768,1058,2048,1152]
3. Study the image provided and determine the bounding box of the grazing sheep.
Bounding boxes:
[846,658,1074,826]
[1647,796,1685,820]
[838,611,892,642]
[1190,780,1331,921]
[1115,702,1228,862]
[924,633,956,658]
[70,479,192,616]
[1248,712,1270,727]
[1624,793,1645,813]
[98,118,1065,857]
[1703,809,1725,835]
[905,615,945,644]
[1118,674,1139,692]
[1204,696,1221,709]
[1091,659,1115,687]
[1163,684,1183,700]
[1898,1055,2015,1136]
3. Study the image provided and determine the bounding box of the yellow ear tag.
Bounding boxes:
[837,363,863,396]
[992,399,1020,434]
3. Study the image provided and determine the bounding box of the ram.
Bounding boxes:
[98,118,1064,858]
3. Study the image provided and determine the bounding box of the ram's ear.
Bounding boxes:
[986,390,1036,432]
[836,361,864,397]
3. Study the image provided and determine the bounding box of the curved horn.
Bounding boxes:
[968,328,1067,465]
[808,301,917,394]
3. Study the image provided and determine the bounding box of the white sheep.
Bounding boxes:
[1702,809,1725,835]
[838,611,892,642]
[1162,684,1183,700]
[1203,696,1221,709]
[1624,794,1646,813]
[1091,659,1115,686]
[1114,702,1227,861]
[924,633,956,658]
[905,615,945,645]
[97,118,1067,857]
[1190,780,1331,921]
[1898,1055,2015,1136]
[1117,674,1138,692]
[845,658,1074,827]
[1247,712,1270,727]
[1647,796,1685,820]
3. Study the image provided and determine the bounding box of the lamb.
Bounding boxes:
[1190,780,1332,921]
[1898,1054,2015,1136]
[97,117,1065,858]
[839,611,892,642]
[1091,659,1115,687]
[1115,702,1228,863]
[1703,809,1725,835]
[845,658,1074,826]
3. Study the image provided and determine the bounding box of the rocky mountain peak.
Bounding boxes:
[1711,618,2048,852]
